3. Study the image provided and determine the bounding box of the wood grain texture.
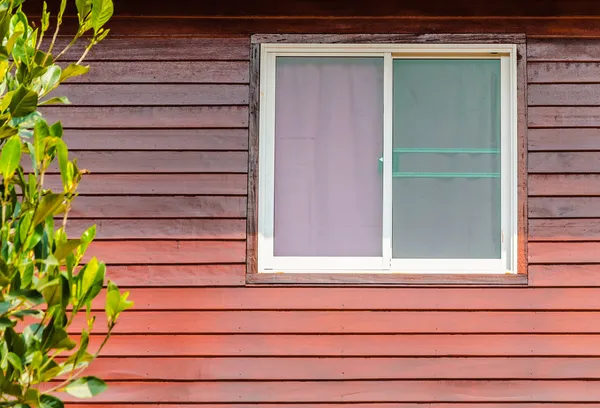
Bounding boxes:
[529,129,600,151]
[63,405,600,408]
[58,84,249,105]
[53,37,250,61]
[516,42,528,276]
[68,61,249,83]
[83,357,600,380]
[70,196,247,218]
[247,43,260,276]
[57,151,248,174]
[529,219,600,241]
[42,106,249,128]
[529,152,600,173]
[91,287,600,310]
[106,265,245,287]
[528,39,600,61]
[529,84,600,106]
[530,242,600,263]
[64,129,248,151]
[45,174,248,195]
[252,33,525,44]
[529,174,600,196]
[529,197,600,218]
[90,334,600,356]
[529,62,600,83]
[68,219,246,240]
[529,265,600,286]
[56,380,600,403]
[529,107,600,127]
[85,241,246,264]
[70,311,600,334]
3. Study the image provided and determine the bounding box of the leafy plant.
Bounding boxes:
[0,0,133,406]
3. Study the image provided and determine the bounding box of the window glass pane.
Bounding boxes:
[392,59,501,259]
[274,57,384,257]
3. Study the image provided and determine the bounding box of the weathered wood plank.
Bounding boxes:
[530,242,600,263]
[529,265,600,287]
[86,241,246,264]
[106,265,245,287]
[58,380,600,403]
[68,219,246,240]
[528,39,600,61]
[57,84,249,105]
[529,174,600,196]
[72,311,600,334]
[83,356,600,380]
[252,33,525,44]
[64,405,600,408]
[90,334,600,356]
[51,151,249,174]
[42,106,249,128]
[70,196,246,218]
[91,287,600,310]
[529,197,600,218]
[64,129,248,151]
[54,37,250,61]
[529,62,600,83]
[46,174,248,195]
[68,61,249,83]
[529,84,600,105]
[529,152,600,173]
[529,219,600,241]
[529,107,600,127]
[529,129,600,151]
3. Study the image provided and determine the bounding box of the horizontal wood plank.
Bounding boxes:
[72,311,600,334]
[83,356,600,380]
[529,174,600,196]
[68,219,246,240]
[69,61,249,83]
[93,287,600,310]
[90,334,600,356]
[529,107,600,127]
[528,129,600,151]
[529,62,600,83]
[529,84,600,105]
[57,380,600,403]
[45,174,247,195]
[85,241,246,264]
[529,197,600,218]
[54,151,248,174]
[528,39,600,61]
[529,218,600,240]
[529,152,600,173]
[106,265,245,287]
[529,265,600,287]
[64,129,248,151]
[63,405,600,408]
[70,196,246,218]
[42,106,248,128]
[530,242,600,263]
[57,84,248,105]
[54,37,250,61]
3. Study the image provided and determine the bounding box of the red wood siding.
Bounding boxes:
[61,25,600,408]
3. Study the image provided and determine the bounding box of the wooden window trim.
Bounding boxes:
[247,33,528,286]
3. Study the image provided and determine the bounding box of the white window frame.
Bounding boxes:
[257,43,518,275]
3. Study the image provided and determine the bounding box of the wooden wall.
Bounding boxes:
[50,16,600,408]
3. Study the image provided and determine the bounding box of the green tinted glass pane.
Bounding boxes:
[392,59,501,259]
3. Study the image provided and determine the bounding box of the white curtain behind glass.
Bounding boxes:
[273,57,384,257]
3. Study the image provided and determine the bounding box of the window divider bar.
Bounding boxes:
[382,52,393,269]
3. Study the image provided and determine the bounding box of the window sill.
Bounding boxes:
[246,273,528,286]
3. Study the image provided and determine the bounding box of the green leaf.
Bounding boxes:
[55,139,70,190]
[59,63,89,82]
[32,193,64,227]
[5,30,23,53]
[105,281,133,324]
[0,135,21,180]
[64,376,107,398]
[76,0,92,23]
[7,352,21,371]
[0,317,16,329]
[8,289,44,305]
[39,395,63,408]
[76,257,104,309]
[9,86,38,117]
[54,239,81,261]
[45,326,76,350]
[39,65,61,94]
[49,121,63,137]
[91,0,112,32]
[39,96,70,105]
